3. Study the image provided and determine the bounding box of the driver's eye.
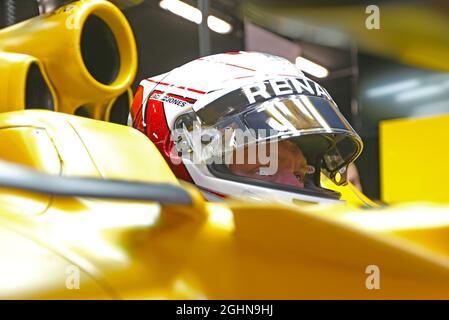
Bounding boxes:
[294,172,304,182]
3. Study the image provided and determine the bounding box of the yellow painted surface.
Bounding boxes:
[0,111,448,298]
[380,114,449,203]
[0,52,57,112]
[0,110,178,184]
[0,0,137,119]
[3,0,447,301]
[244,3,449,71]
[322,174,377,207]
[0,126,61,216]
[3,190,449,299]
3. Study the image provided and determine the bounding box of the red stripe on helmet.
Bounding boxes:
[131,85,144,133]
[145,99,193,183]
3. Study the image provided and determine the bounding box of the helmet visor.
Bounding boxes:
[174,93,362,188]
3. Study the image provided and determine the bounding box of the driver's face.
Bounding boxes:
[228,140,308,189]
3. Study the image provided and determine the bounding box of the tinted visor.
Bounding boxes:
[241,96,362,176]
[175,93,362,187]
[243,95,353,133]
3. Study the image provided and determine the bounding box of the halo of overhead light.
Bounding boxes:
[159,0,201,24]
[207,16,232,34]
[295,57,329,78]
[159,0,232,35]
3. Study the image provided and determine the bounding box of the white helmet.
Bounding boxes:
[130,52,363,204]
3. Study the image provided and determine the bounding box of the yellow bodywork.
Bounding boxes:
[322,176,377,207]
[1,110,449,299]
[380,113,449,204]
[0,52,58,112]
[0,110,175,184]
[0,0,445,298]
[0,0,137,119]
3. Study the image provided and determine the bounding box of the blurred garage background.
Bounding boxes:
[1,0,448,201]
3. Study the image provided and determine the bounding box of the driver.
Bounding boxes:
[227,140,308,190]
[130,52,363,204]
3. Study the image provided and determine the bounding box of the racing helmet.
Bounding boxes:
[130,52,363,204]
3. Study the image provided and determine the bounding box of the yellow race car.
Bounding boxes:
[1,0,449,300]
[1,110,449,299]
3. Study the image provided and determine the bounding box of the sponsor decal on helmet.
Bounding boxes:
[242,77,332,104]
[149,90,197,108]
